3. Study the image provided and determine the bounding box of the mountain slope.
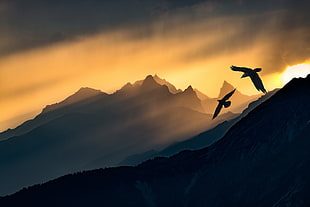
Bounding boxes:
[0,75,231,196]
[1,75,308,206]
[0,88,106,141]
[119,119,236,166]
[120,88,278,166]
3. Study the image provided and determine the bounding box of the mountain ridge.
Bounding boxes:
[0,74,232,196]
[1,75,309,206]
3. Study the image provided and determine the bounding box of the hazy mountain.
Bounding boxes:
[0,88,107,141]
[194,88,210,100]
[153,74,182,94]
[42,87,104,113]
[120,88,278,166]
[2,75,308,206]
[119,119,236,166]
[201,80,260,114]
[0,75,233,196]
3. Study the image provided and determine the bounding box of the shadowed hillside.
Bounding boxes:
[1,75,309,206]
[0,75,235,196]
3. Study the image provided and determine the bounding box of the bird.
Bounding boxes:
[231,65,267,93]
[212,88,236,119]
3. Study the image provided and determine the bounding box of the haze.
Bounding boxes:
[1,0,309,131]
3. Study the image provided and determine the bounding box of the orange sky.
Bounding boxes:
[0,10,308,132]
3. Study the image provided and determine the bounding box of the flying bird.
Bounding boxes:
[212,88,236,119]
[231,65,267,93]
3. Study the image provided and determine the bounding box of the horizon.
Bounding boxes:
[0,74,257,132]
[1,0,309,131]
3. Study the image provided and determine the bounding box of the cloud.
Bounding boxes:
[0,0,309,131]
[2,0,308,57]
[0,77,66,99]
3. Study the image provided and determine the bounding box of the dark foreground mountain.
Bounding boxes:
[0,75,236,196]
[2,75,309,206]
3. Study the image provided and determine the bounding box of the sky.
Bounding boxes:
[0,0,310,131]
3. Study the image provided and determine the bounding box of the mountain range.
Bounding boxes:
[120,88,277,166]
[1,75,308,206]
[200,80,260,114]
[0,75,253,196]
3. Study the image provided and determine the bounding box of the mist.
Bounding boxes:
[0,1,309,131]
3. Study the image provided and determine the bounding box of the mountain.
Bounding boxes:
[0,88,107,141]
[42,87,104,113]
[119,119,236,166]
[120,88,278,166]
[153,74,182,94]
[2,75,308,206]
[133,74,181,94]
[194,88,210,100]
[0,75,233,196]
[201,80,260,114]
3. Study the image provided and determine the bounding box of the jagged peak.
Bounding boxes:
[153,74,181,94]
[132,74,181,94]
[218,81,235,98]
[184,85,194,92]
[221,80,234,89]
[143,75,158,84]
[180,85,199,99]
[141,75,161,90]
[120,82,133,90]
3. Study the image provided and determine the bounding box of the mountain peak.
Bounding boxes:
[153,74,181,94]
[218,80,235,98]
[42,87,103,113]
[181,85,197,98]
[120,82,133,91]
[184,85,194,93]
[141,75,161,91]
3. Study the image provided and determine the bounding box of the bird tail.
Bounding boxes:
[224,101,231,108]
[260,87,267,93]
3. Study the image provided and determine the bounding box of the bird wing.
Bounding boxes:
[230,65,251,72]
[212,102,223,119]
[250,73,267,93]
[222,89,236,101]
[254,68,262,72]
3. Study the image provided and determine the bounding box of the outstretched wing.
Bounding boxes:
[254,68,262,72]
[212,102,223,119]
[222,89,236,101]
[250,73,267,93]
[230,65,251,72]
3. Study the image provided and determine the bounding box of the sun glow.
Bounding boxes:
[281,63,310,84]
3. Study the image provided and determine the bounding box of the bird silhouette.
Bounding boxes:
[212,88,236,119]
[231,65,267,93]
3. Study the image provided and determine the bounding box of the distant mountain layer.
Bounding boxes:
[120,88,277,166]
[0,75,234,196]
[201,80,260,114]
[1,75,309,206]
[0,88,106,141]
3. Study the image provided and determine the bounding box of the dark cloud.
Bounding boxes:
[1,0,309,70]
[177,0,310,74]
[0,0,206,56]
